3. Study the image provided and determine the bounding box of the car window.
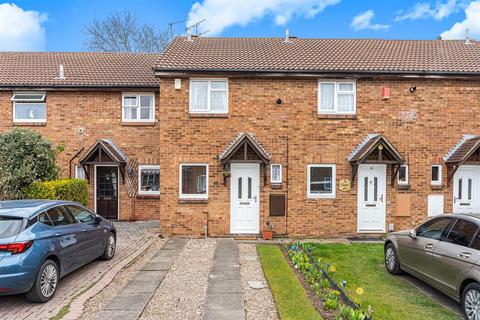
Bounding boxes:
[417,217,452,240]
[45,207,73,227]
[38,212,54,227]
[65,205,95,224]
[445,219,479,247]
[0,216,23,239]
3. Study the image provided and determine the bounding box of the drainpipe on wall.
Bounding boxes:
[285,136,289,236]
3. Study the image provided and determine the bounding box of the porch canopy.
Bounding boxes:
[79,139,128,180]
[444,134,480,186]
[219,132,271,184]
[348,134,406,186]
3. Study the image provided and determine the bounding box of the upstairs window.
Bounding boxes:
[189,79,228,113]
[318,81,356,114]
[138,165,160,195]
[398,165,408,186]
[12,92,46,123]
[122,93,154,122]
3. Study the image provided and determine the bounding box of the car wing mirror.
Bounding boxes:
[409,230,417,239]
[94,216,102,225]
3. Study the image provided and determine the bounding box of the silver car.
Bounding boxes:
[385,214,480,319]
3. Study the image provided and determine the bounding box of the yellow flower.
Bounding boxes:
[356,287,364,296]
[332,290,340,296]
[329,265,337,273]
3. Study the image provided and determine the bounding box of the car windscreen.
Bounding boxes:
[0,216,24,239]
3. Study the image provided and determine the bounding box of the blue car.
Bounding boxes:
[0,200,116,302]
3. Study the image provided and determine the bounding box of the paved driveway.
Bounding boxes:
[0,221,160,320]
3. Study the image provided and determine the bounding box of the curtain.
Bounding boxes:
[320,83,334,111]
[190,81,208,111]
[337,94,354,112]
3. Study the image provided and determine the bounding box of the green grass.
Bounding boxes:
[257,244,323,320]
[308,243,459,320]
[49,304,70,320]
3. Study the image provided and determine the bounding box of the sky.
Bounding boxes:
[0,0,479,51]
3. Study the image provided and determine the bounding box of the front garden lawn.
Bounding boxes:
[308,243,459,320]
[258,245,323,320]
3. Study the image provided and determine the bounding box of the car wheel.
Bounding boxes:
[100,232,116,261]
[463,283,480,320]
[25,259,59,303]
[385,243,402,275]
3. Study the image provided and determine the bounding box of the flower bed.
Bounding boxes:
[286,242,372,320]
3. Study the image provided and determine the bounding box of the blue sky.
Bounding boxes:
[0,0,478,51]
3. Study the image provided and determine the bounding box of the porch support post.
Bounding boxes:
[351,163,358,187]
[391,164,400,187]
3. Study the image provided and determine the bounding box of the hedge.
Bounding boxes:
[25,179,88,206]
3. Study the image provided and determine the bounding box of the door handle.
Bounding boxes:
[379,195,384,202]
[459,252,472,259]
[55,232,62,237]
[82,229,88,233]
[424,244,433,250]
[253,196,257,203]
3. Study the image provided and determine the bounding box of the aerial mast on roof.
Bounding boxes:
[185,19,206,40]
[168,19,190,39]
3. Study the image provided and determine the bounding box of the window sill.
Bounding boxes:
[307,194,336,199]
[121,121,156,126]
[136,194,160,199]
[13,122,46,126]
[189,113,229,118]
[178,198,208,204]
[431,184,443,190]
[317,114,357,120]
[270,183,282,189]
[398,184,410,190]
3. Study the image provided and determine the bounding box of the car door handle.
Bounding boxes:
[82,229,88,232]
[424,244,433,250]
[55,232,62,237]
[459,252,472,259]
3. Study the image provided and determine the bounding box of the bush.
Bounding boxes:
[0,128,58,199]
[25,179,88,206]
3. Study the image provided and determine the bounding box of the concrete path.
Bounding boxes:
[203,238,245,320]
[93,238,187,320]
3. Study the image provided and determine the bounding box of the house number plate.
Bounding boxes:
[339,179,351,192]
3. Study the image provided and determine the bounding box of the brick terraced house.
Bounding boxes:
[3,37,480,238]
[0,52,162,221]
[154,36,480,237]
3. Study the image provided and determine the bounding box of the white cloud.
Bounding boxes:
[0,3,47,51]
[350,10,389,31]
[395,0,464,21]
[441,1,480,39]
[187,0,340,36]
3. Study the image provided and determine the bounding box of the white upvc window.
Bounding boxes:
[189,79,228,113]
[122,93,155,122]
[138,165,160,195]
[318,81,356,114]
[271,164,282,184]
[12,92,47,123]
[307,164,336,199]
[431,165,442,186]
[179,163,208,199]
[75,165,86,180]
[398,165,409,185]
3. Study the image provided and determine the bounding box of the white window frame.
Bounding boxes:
[431,165,442,186]
[75,165,86,180]
[189,79,228,114]
[307,164,336,199]
[398,164,409,185]
[121,93,155,122]
[179,163,209,199]
[138,165,160,195]
[12,91,47,123]
[271,164,282,184]
[318,80,356,115]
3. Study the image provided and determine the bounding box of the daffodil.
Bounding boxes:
[329,265,337,273]
[356,287,364,296]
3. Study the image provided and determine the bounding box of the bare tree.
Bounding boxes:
[83,12,170,53]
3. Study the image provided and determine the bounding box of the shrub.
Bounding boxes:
[25,179,88,206]
[0,128,58,199]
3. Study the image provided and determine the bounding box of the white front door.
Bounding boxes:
[230,163,260,234]
[357,164,386,232]
[453,166,477,214]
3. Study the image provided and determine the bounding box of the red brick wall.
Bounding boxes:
[0,90,160,221]
[159,77,480,237]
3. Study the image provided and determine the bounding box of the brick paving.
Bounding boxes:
[0,221,160,320]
